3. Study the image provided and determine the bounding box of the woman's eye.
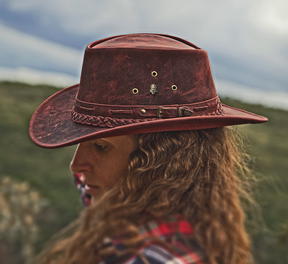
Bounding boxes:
[94,143,107,151]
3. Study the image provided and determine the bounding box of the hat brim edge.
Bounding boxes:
[29,85,268,149]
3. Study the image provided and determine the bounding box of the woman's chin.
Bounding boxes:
[85,185,103,201]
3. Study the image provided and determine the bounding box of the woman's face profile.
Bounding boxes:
[70,135,136,202]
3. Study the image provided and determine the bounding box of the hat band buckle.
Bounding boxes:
[71,96,224,128]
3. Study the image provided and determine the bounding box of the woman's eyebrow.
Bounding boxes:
[95,139,108,143]
[96,138,112,144]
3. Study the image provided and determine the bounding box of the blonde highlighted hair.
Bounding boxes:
[41,127,254,264]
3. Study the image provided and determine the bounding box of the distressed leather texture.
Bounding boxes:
[29,33,268,148]
[78,34,216,107]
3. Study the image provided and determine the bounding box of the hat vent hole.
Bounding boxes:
[151,71,158,77]
[132,88,139,94]
[171,85,177,91]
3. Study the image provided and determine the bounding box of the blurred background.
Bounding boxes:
[0,0,287,263]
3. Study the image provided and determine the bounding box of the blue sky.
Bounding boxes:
[0,0,288,108]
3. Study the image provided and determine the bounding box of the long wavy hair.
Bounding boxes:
[39,127,255,264]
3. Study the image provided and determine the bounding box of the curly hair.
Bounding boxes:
[39,127,254,264]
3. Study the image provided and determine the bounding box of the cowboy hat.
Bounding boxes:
[29,33,267,148]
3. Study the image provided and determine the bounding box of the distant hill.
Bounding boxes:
[0,81,287,263]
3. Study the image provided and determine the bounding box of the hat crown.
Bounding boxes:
[76,34,217,118]
[91,34,197,50]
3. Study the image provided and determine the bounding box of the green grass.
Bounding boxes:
[0,82,82,256]
[0,82,287,263]
[221,98,288,263]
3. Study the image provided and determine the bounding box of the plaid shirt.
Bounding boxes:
[73,173,91,206]
[73,173,206,264]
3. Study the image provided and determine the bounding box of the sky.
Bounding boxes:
[0,0,288,109]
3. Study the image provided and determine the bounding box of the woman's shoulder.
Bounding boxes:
[103,216,207,264]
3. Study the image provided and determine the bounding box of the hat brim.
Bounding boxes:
[29,84,268,149]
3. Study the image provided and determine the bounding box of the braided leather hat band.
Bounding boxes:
[71,96,225,128]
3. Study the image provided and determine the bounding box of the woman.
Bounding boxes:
[29,34,267,264]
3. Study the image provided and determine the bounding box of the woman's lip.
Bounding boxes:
[85,184,99,190]
[82,180,99,188]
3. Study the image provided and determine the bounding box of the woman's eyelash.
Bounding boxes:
[94,143,107,151]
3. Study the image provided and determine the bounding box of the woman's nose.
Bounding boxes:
[70,143,92,173]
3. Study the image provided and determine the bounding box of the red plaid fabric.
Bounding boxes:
[73,173,91,206]
[104,217,206,264]
[73,174,206,263]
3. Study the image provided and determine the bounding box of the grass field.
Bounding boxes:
[0,81,287,263]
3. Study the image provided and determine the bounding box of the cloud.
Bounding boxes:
[1,0,287,93]
[252,1,288,35]
[0,67,78,87]
[3,0,288,43]
[215,79,288,110]
[0,23,83,76]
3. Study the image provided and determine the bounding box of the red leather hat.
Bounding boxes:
[29,33,267,148]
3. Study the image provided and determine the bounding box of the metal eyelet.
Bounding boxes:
[140,109,146,115]
[151,71,158,77]
[171,84,177,91]
[132,88,139,94]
